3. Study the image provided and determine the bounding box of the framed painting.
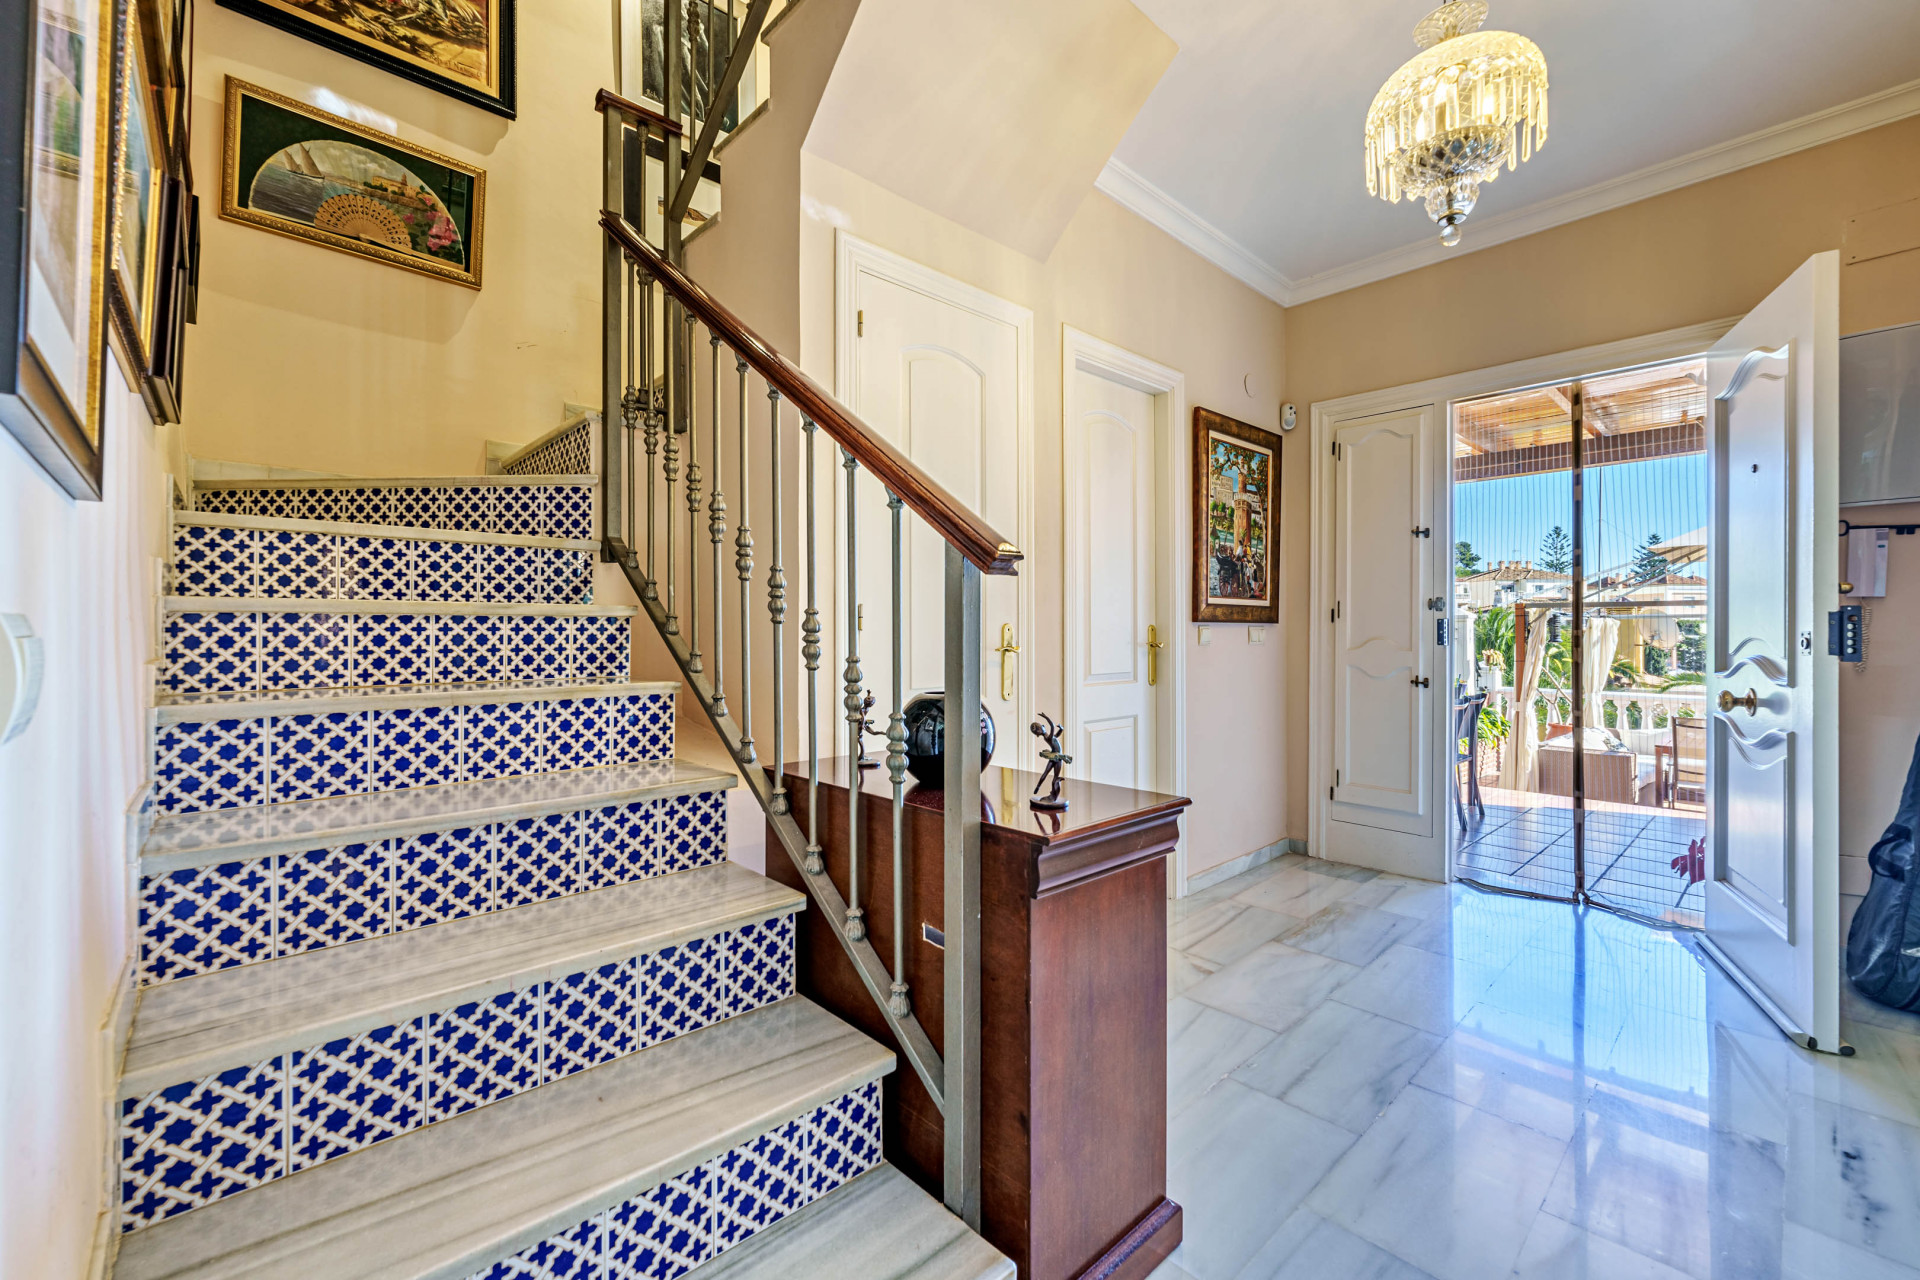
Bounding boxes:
[108,0,168,383]
[0,0,115,499]
[215,0,516,118]
[1192,407,1281,624]
[220,78,485,289]
[640,0,739,132]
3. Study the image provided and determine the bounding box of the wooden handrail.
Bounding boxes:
[602,211,1022,576]
[594,88,685,136]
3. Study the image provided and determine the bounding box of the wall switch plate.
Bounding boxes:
[1249,627,1265,645]
[1197,626,1211,646]
[0,614,45,745]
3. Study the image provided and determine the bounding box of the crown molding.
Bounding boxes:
[1093,157,1290,304]
[1102,77,1920,309]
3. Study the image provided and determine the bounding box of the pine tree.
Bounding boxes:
[1538,525,1571,574]
[1455,540,1481,577]
[1675,620,1706,673]
[1631,532,1670,583]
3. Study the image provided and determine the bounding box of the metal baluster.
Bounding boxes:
[887,492,909,1015]
[735,365,755,762]
[768,387,787,814]
[663,303,680,635]
[843,449,865,942]
[621,262,639,560]
[707,344,730,719]
[943,545,984,1228]
[684,313,702,669]
[802,419,823,875]
[641,274,659,601]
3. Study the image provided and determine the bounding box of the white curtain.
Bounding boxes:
[1500,621,1550,791]
[1581,618,1622,750]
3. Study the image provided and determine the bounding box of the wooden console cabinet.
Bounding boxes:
[766,759,1189,1280]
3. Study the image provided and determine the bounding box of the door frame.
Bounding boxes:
[1061,325,1190,887]
[1309,316,1739,879]
[833,231,1038,769]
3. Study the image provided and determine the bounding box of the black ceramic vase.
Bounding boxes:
[901,691,995,786]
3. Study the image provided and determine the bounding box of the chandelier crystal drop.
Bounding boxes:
[1364,0,1548,247]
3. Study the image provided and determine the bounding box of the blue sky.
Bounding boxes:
[1455,454,1708,579]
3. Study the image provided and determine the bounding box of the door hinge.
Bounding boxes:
[1412,526,1431,538]
[1436,618,1448,646]
[856,309,864,337]
[1410,676,1430,688]
[1329,785,1335,800]
[1331,441,1341,459]
[1335,769,1341,785]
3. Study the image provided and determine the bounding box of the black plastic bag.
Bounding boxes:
[1848,730,1920,1008]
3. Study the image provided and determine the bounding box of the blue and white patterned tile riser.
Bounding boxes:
[118,914,802,1230]
[136,790,726,984]
[152,692,675,815]
[462,1083,876,1280]
[171,524,595,604]
[162,612,632,694]
[193,484,597,541]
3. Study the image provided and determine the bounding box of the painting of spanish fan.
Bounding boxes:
[220,77,485,287]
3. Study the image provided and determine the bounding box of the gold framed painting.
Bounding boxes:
[1192,407,1281,625]
[108,0,169,379]
[216,0,516,118]
[0,0,116,499]
[220,78,486,289]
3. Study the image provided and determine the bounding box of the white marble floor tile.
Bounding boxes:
[1330,942,1506,1037]
[1511,1212,1693,1280]
[1230,1001,1439,1135]
[1186,904,1296,967]
[1410,1027,1595,1144]
[1232,1207,1438,1280]
[1146,1257,1202,1280]
[1544,1082,1786,1279]
[1306,1084,1566,1280]
[1784,1222,1920,1280]
[1785,1093,1920,1269]
[1171,948,1221,1000]
[1168,1080,1356,1280]
[1273,901,1417,968]
[1370,877,1455,922]
[1233,867,1370,921]
[1170,996,1278,1119]
[1186,942,1362,1034]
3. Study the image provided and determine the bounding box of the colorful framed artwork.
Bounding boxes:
[0,0,115,499]
[220,78,486,289]
[215,0,517,118]
[108,0,168,381]
[1192,407,1281,624]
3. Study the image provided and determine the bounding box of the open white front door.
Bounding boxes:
[1701,251,1843,1054]
[1324,405,1448,878]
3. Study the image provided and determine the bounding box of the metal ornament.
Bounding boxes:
[1029,713,1072,811]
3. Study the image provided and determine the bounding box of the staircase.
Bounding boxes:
[109,461,1013,1279]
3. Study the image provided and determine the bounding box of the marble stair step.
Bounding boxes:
[142,759,731,870]
[122,860,801,1095]
[169,513,595,606]
[689,1165,1014,1280]
[149,682,677,817]
[113,998,892,1280]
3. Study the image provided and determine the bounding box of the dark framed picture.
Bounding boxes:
[1193,407,1281,624]
[641,0,738,132]
[0,0,116,499]
[215,0,517,118]
[108,0,168,378]
[221,78,486,289]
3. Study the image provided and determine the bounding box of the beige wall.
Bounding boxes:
[0,361,173,1278]
[183,4,614,476]
[1282,116,1920,886]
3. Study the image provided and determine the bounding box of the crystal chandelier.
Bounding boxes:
[1365,1,1548,247]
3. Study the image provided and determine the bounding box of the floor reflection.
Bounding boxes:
[1156,853,1917,1280]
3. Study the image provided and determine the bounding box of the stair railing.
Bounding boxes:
[594,90,1019,1230]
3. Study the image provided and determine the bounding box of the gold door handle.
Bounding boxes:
[1718,688,1759,715]
[1148,624,1166,687]
[993,623,1019,702]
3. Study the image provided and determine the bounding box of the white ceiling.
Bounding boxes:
[1107,0,1920,304]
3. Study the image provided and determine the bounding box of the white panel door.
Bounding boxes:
[1330,407,1436,839]
[1702,251,1842,1053]
[1069,366,1156,790]
[845,269,1026,748]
